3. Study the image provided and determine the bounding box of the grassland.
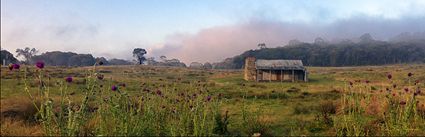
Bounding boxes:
[1,64,424,136]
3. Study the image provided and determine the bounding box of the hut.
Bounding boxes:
[244,57,308,82]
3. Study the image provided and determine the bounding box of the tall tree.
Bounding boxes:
[133,48,147,64]
[257,43,266,49]
[16,47,38,64]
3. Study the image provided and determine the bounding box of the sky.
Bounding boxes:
[1,0,425,64]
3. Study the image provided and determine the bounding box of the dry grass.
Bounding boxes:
[0,96,39,123]
[0,118,44,136]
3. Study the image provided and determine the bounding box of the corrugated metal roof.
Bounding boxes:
[255,59,305,70]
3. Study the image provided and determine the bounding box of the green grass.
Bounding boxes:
[1,64,424,136]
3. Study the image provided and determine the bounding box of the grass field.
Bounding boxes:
[1,64,424,136]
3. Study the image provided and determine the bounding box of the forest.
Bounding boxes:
[214,33,425,69]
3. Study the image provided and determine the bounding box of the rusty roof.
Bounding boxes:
[255,59,305,70]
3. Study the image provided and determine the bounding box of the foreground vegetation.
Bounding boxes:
[1,63,424,136]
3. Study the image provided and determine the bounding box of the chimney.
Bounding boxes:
[244,57,256,81]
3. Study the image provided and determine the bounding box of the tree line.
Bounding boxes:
[214,34,425,69]
[0,47,189,68]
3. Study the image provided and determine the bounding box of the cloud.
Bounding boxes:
[150,16,425,64]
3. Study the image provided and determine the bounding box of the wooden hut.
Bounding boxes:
[244,57,308,82]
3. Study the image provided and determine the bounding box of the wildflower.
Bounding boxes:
[206,96,212,102]
[65,76,73,83]
[35,61,44,69]
[415,80,420,85]
[8,64,13,71]
[399,101,406,105]
[404,88,409,93]
[408,72,413,77]
[387,74,392,79]
[415,88,421,96]
[365,80,370,84]
[119,83,126,87]
[393,84,397,88]
[349,81,353,86]
[97,74,104,80]
[12,64,20,70]
[392,93,396,97]
[111,85,118,91]
[156,90,162,96]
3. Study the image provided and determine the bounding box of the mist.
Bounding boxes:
[150,16,425,64]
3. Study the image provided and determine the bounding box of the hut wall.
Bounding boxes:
[283,70,292,81]
[257,69,306,82]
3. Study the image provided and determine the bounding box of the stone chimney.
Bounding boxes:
[244,57,256,81]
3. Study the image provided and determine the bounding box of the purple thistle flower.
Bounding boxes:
[206,96,212,102]
[387,74,392,79]
[8,64,13,71]
[399,101,406,105]
[111,85,118,91]
[408,72,413,77]
[35,61,45,69]
[156,90,162,95]
[65,76,73,83]
[415,88,421,96]
[12,64,20,70]
[97,74,104,80]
